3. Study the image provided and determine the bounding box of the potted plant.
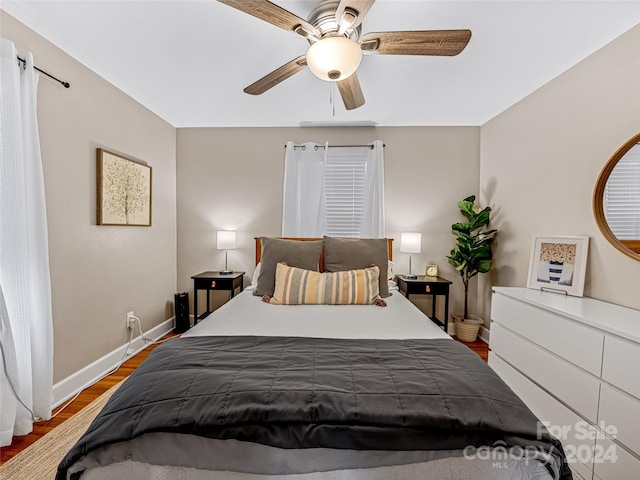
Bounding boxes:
[447,195,497,342]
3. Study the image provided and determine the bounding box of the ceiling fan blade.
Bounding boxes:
[244,55,307,95]
[337,73,365,110]
[218,0,319,39]
[335,0,375,33]
[360,30,471,56]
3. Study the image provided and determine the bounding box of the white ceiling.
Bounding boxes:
[3,1,640,127]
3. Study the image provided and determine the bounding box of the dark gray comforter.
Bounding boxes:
[56,336,571,480]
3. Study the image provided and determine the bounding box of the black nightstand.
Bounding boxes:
[396,275,452,332]
[191,271,244,324]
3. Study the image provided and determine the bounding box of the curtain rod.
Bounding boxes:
[287,144,385,150]
[17,56,70,88]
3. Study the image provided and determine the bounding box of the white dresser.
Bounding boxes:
[488,287,640,480]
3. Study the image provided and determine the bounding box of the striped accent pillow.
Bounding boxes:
[270,262,380,305]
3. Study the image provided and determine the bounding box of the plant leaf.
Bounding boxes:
[477,259,492,272]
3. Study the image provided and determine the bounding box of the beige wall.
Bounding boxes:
[176,127,480,320]
[479,24,640,319]
[1,12,177,382]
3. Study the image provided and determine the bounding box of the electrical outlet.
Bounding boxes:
[126,311,135,330]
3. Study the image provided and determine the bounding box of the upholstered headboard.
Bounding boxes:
[254,237,393,267]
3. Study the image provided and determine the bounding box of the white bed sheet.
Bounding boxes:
[82,456,553,480]
[183,287,451,340]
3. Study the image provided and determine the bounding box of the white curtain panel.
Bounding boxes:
[0,38,54,446]
[362,140,385,238]
[282,141,328,237]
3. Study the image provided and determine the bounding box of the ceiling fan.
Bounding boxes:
[218,0,471,111]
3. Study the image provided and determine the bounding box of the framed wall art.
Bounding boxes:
[97,148,152,226]
[526,236,589,297]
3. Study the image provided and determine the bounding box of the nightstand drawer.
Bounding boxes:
[404,281,448,295]
[194,277,237,290]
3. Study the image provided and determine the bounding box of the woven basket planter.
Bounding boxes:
[452,314,483,342]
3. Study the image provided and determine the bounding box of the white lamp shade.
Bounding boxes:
[400,232,422,254]
[306,36,362,81]
[217,231,237,250]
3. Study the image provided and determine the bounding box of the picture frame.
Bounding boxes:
[97,148,152,226]
[527,236,589,297]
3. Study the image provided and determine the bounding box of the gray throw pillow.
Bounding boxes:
[255,237,323,297]
[323,236,390,297]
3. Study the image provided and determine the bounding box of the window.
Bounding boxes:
[282,141,385,238]
[324,148,368,237]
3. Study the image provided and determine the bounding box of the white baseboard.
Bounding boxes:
[52,318,174,408]
[478,324,490,344]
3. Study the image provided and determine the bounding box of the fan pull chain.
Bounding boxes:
[333,83,336,116]
[330,82,336,117]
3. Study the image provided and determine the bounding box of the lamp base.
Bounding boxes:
[404,274,418,279]
[219,270,233,275]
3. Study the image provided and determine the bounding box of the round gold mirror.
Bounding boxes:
[593,132,640,261]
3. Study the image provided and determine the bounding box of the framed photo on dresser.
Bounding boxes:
[526,235,589,297]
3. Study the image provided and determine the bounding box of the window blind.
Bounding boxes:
[324,149,368,238]
[604,144,640,239]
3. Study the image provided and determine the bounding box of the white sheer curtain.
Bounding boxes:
[282,141,328,237]
[0,38,54,446]
[362,139,385,238]
[282,140,385,238]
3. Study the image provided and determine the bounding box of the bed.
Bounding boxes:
[56,237,571,480]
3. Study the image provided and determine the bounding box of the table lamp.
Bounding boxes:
[217,231,236,274]
[400,232,421,279]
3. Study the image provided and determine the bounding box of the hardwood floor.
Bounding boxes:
[1,333,489,464]
[453,336,489,362]
[0,334,177,465]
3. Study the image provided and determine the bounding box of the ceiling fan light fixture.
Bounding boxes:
[306,36,362,82]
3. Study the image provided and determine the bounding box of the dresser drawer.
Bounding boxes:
[570,465,590,480]
[491,323,601,423]
[602,335,640,399]
[489,353,594,479]
[492,292,604,376]
[593,434,640,480]
[598,384,640,455]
